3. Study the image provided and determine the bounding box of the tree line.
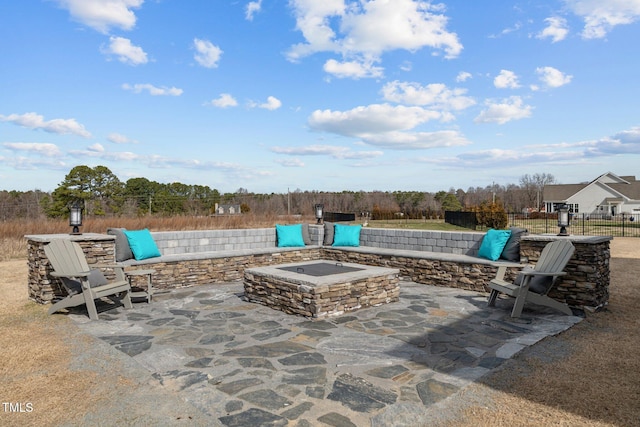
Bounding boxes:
[0,165,557,221]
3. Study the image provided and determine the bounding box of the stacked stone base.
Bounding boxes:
[244,271,400,318]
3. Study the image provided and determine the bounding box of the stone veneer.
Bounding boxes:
[25,229,611,311]
[26,233,116,304]
[243,261,400,318]
[520,235,610,309]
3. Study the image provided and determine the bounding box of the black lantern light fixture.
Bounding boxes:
[557,203,570,236]
[69,200,83,235]
[314,203,324,224]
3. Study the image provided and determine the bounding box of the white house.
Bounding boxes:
[543,172,640,218]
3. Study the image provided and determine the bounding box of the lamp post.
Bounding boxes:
[69,200,83,235]
[557,203,569,236]
[314,203,324,225]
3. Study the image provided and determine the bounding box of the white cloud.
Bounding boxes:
[536,66,573,88]
[381,81,476,111]
[250,96,282,110]
[207,93,238,108]
[69,143,141,161]
[456,71,472,82]
[309,104,442,135]
[275,158,305,167]
[262,96,282,110]
[474,96,533,124]
[287,0,462,78]
[0,156,68,171]
[360,130,471,150]
[122,83,183,96]
[193,38,223,68]
[323,59,384,79]
[307,104,470,149]
[0,112,91,137]
[421,148,578,168]
[107,132,138,144]
[54,0,143,33]
[245,0,262,21]
[102,36,148,65]
[489,22,523,38]
[585,126,640,156]
[2,142,62,157]
[494,69,521,89]
[271,144,383,159]
[565,0,640,39]
[537,16,569,42]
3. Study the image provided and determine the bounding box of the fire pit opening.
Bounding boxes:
[277,262,365,277]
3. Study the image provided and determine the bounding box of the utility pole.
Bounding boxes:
[492,181,496,204]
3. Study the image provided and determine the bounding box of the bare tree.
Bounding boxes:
[519,173,556,210]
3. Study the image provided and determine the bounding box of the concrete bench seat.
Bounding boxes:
[329,244,521,267]
[119,245,323,267]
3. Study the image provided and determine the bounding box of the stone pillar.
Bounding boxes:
[25,233,116,304]
[520,235,611,310]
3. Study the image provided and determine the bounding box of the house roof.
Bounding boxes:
[609,183,640,200]
[543,183,587,201]
[543,172,640,202]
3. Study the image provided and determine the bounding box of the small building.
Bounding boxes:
[215,204,241,215]
[543,172,640,217]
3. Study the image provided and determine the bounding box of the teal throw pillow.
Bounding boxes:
[478,229,512,261]
[123,228,161,260]
[332,224,362,247]
[276,224,305,247]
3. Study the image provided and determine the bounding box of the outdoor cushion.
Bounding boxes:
[478,229,512,261]
[123,229,161,260]
[63,269,109,295]
[276,224,306,247]
[323,222,334,245]
[500,226,528,261]
[301,223,311,245]
[514,266,553,294]
[332,224,362,247]
[107,227,134,262]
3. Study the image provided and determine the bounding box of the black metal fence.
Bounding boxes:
[324,212,356,222]
[447,211,640,238]
[509,212,640,237]
[445,211,478,230]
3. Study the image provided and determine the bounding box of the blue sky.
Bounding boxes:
[1,0,640,193]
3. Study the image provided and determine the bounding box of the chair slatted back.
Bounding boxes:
[44,239,91,276]
[534,240,575,274]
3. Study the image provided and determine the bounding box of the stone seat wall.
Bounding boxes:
[25,227,610,311]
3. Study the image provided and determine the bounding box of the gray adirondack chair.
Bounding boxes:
[44,239,133,320]
[487,239,575,318]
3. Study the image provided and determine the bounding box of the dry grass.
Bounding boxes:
[0,260,102,427]
[0,228,638,426]
[0,214,307,261]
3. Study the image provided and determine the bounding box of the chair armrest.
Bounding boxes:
[51,271,90,278]
[492,262,521,281]
[94,263,126,270]
[93,264,127,281]
[520,271,567,277]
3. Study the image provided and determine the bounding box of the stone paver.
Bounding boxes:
[70,281,582,426]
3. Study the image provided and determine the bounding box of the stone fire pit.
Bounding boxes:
[243,260,400,318]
